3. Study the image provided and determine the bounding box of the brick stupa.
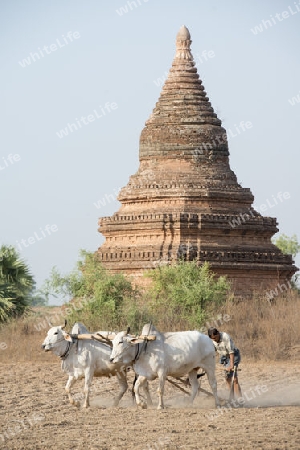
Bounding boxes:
[97,26,296,295]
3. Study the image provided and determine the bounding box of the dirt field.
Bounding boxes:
[0,358,300,450]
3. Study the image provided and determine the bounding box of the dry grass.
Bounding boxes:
[0,292,300,363]
[0,307,61,363]
[215,291,300,361]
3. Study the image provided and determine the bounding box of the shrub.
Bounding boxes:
[144,261,230,330]
[41,250,149,331]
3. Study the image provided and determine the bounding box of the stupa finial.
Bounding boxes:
[176,25,191,40]
[175,25,192,60]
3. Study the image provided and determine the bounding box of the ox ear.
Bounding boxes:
[62,331,73,342]
[126,327,130,335]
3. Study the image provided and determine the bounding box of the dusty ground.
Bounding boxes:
[0,358,300,450]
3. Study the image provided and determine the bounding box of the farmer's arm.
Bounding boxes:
[228,352,234,371]
[223,333,235,370]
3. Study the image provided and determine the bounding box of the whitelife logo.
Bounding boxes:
[228,192,291,229]
[288,90,300,106]
[18,31,81,68]
[250,2,300,35]
[0,154,21,171]
[116,0,150,17]
[93,187,121,209]
[56,102,118,139]
[16,225,58,251]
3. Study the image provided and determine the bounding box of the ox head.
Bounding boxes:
[109,327,145,364]
[41,322,72,352]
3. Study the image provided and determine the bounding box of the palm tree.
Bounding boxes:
[0,245,35,320]
[0,282,15,321]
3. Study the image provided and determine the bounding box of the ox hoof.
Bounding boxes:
[157,405,164,410]
[138,402,147,409]
[70,400,80,408]
[218,398,226,407]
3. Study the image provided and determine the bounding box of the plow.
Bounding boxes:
[166,375,216,399]
[166,370,230,406]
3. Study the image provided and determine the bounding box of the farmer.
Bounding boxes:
[208,327,242,398]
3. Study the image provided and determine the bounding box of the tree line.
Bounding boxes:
[0,234,299,327]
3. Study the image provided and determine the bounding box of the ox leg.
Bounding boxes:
[65,375,80,407]
[188,369,199,404]
[83,370,93,408]
[157,372,165,410]
[143,380,153,406]
[113,371,128,406]
[132,376,152,405]
[201,361,220,408]
[134,376,148,409]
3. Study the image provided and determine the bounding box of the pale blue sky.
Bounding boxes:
[1,0,299,304]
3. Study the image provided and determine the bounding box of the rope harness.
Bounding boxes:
[133,322,152,362]
[59,341,72,360]
[134,343,141,362]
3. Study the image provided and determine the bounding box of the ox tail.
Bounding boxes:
[132,374,137,403]
[183,371,206,386]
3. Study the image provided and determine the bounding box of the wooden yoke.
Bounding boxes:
[135,335,156,341]
[71,333,156,342]
[71,333,115,342]
[128,334,156,344]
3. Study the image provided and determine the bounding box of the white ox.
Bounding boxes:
[41,322,134,408]
[110,324,220,409]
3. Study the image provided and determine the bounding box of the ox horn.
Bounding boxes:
[61,319,67,329]
[126,327,131,335]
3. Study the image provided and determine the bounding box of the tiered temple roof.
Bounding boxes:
[96,26,297,296]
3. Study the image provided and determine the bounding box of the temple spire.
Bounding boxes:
[140,25,223,161]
